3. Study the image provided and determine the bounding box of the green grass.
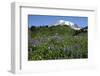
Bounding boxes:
[28,25,88,60]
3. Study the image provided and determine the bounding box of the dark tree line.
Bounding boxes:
[73,26,88,36]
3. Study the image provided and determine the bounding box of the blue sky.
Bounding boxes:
[28,15,88,27]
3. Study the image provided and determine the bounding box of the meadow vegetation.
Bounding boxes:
[28,25,88,60]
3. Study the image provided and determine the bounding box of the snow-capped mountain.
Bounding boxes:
[55,20,82,30]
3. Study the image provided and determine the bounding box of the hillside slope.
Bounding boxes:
[28,25,88,60]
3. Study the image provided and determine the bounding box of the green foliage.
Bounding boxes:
[28,25,88,60]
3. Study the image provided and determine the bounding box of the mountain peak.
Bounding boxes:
[57,20,74,26]
[58,20,65,24]
[55,20,81,30]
